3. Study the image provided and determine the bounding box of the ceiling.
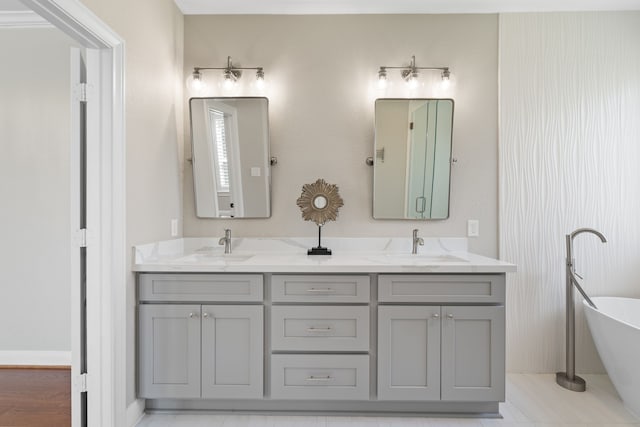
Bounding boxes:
[174,0,640,14]
[4,0,640,14]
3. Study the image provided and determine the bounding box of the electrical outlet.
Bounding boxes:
[171,219,178,237]
[467,219,479,237]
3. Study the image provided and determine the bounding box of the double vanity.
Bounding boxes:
[134,237,515,417]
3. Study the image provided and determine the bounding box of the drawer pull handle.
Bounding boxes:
[306,327,332,332]
[306,375,332,381]
[306,288,336,293]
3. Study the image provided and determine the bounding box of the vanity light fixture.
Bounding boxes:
[378,55,450,89]
[189,56,265,91]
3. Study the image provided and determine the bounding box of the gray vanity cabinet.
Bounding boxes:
[270,274,371,401]
[377,306,441,400]
[377,274,505,403]
[138,304,201,399]
[440,305,505,401]
[139,304,263,399]
[138,271,508,415]
[138,273,264,400]
[201,305,264,399]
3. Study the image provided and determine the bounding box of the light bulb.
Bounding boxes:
[186,69,206,92]
[441,69,451,89]
[223,70,236,90]
[407,72,419,89]
[256,68,265,89]
[378,68,388,89]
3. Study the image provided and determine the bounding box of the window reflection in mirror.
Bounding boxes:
[190,97,271,218]
[373,99,454,220]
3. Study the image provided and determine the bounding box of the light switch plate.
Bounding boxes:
[171,219,178,237]
[467,219,479,237]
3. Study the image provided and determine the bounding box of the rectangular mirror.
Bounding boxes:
[373,98,454,219]
[190,97,271,218]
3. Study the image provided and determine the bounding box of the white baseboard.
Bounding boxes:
[0,350,71,366]
[126,399,145,427]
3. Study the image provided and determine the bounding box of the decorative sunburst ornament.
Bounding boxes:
[296,179,344,255]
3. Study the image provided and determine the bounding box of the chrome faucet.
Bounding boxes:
[218,228,232,254]
[557,227,607,393]
[412,229,424,254]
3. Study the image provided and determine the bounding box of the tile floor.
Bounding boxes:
[137,374,640,426]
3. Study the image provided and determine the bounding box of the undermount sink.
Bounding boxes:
[374,253,466,264]
[174,253,254,263]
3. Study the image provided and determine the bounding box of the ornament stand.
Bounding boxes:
[307,224,331,255]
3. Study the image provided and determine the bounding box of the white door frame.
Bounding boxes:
[21,0,128,426]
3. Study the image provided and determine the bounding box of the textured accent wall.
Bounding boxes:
[499,12,640,373]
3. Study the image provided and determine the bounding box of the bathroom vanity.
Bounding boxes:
[134,237,515,417]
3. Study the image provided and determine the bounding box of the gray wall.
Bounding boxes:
[183,14,499,257]
[0,28,76,354]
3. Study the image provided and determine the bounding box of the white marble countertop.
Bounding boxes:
[133,237,516,274]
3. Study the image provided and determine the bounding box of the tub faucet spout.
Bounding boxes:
[218,229,232,254]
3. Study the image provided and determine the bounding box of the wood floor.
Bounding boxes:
[0,367,71,427]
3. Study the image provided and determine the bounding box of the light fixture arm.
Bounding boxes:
[196,56,264,73]
[378,55,450,85]
[191,56,265,85]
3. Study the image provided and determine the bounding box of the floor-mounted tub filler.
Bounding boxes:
[585,297,640,418]
[557,228,607,392]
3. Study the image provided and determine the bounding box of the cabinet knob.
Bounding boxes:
[189,312,198,318]
[432,313,440,319]
[203,312,209,318]
[447,314,454,319]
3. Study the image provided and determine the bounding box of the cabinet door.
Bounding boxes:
[441,306,505,401]
[201,305,264,399]
[138,304,201,398]
[377,306,441,400]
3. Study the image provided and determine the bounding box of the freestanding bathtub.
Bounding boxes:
[584,297,640,418]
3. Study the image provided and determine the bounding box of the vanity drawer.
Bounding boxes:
[271,306,369,351]
[139,274,263,302]
[378,274,505,304]
[270,354,369,400]
[271,275,370,303]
